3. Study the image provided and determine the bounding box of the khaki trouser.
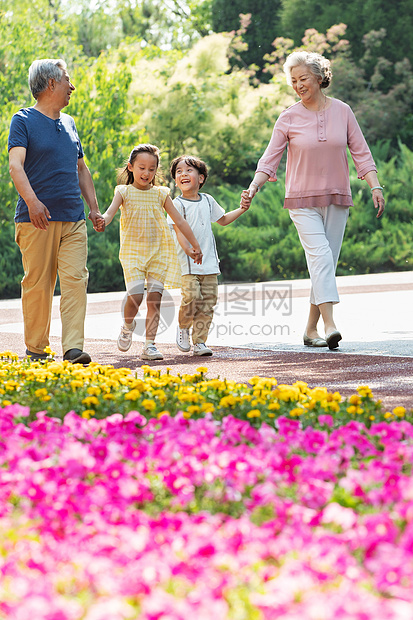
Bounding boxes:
[178,274,218,344]
[15,220,89,355]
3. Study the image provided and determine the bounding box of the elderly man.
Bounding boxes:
[8,58,103,364]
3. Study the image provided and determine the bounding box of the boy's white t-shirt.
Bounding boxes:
[167,193,225,276]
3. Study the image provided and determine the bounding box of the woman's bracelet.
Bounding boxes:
[371,185,383,192]
[251,181,260,192]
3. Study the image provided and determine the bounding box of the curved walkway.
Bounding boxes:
[1,271,412,410]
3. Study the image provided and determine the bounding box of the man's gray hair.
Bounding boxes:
[28,59,67,99]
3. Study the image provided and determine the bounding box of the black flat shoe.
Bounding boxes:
[303,334,328,347]
[326,330,342,350]
[63,348,91,364]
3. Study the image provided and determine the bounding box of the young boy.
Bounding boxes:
[168,155,249,356]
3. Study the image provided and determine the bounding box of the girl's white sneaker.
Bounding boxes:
[117,320,136,352]
[141,344,164,360]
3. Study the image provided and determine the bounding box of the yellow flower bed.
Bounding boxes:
[0,351,409,429]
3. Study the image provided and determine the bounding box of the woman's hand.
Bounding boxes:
[241,173,269,207]
[248,181,261,198]
[372,188,385,218]
[362,173,385,218]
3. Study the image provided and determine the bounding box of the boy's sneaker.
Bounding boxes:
[193,343,213,356]
[176,326,191,352]
[117,320,136,352]
[141,344,164,360]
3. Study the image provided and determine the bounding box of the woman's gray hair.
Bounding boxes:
[283,51,332,89]
[28,59,67,99]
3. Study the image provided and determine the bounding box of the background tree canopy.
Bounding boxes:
[1,0,412,298]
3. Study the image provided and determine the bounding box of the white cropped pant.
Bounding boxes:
[289,205,349,306]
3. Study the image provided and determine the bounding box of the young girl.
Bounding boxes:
[99,144,202,360]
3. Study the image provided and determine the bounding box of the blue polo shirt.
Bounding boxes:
[8,107,86,223]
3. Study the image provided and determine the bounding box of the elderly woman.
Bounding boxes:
[241,51,385,349]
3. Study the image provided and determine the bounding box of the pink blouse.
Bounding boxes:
[256,98,377,209]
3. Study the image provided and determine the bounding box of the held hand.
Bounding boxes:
[89,211,106,232]
[95,219,106,232]
[240,189,253,209]
[95,215,106,232]
[28,200,52,230]
[248,182,260,199]
[188,247,203,264]
[372,188,385,218]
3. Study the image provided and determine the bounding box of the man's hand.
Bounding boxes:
[27,200,52,230]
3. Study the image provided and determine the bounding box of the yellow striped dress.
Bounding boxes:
[117,184,182,290]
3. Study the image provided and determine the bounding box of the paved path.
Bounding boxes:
[1,271,412,410]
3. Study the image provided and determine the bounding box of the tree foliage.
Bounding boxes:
[210,0,281,77]
[62,0,213,54]
[279,0,413,78]
[127,32,291,186]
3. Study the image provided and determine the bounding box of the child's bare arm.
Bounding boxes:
[216,205,249,227]
[100,191,123,229]
[174,225,191,252]
[164,197,203,261]
[173,225,202,264]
